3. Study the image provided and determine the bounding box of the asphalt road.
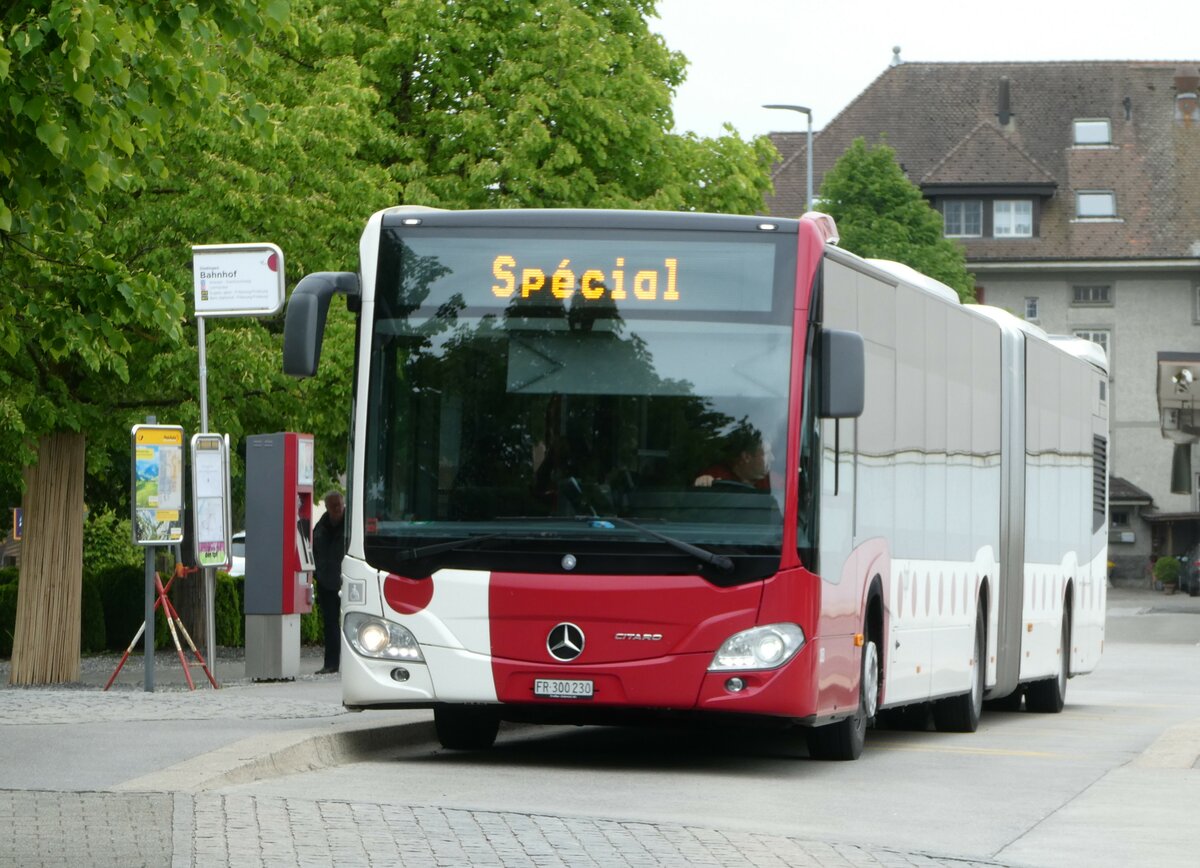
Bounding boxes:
[2,586,1197,866]
[218,586,1200,866]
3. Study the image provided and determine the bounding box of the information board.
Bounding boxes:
[191,433,231,569]
[192,243,286,317]
[131,425,186,545]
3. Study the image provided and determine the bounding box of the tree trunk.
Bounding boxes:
[9,432,86,685]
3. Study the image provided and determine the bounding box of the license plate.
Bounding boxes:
[534,678,594,699]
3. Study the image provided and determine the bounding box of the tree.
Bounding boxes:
[333,0,775,214]
[83,4,398,636]
[74,0,778,520]
[0,0,777,682]
[91,5,398,507]
[818,137,975,300]
[0,1,287,684]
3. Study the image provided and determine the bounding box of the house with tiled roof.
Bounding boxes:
[766,58,1200,580]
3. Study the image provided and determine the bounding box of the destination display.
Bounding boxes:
[383,231,781,315]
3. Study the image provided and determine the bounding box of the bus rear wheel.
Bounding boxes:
[434,705,500,750]
[807,629,879,761]
[933,607,984,732]
[1026,612,1069,714]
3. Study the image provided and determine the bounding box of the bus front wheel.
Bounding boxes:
[434,705,500,750]
[807,628,879,761]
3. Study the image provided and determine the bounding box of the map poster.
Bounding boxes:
[131,425,186,546]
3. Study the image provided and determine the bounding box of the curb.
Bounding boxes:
[114,714,436,794]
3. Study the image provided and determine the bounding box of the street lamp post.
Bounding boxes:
[763,104,813,213]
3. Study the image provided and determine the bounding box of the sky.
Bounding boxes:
[651,0,1200,140]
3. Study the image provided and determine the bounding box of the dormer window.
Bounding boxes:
[1073,119,1112,146]
[943,200,983,237]
[1076,190,1117,218]
[993,200,1033,237]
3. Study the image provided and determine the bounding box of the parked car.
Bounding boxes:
[229,531,245,577]
[1180,544,1200,597]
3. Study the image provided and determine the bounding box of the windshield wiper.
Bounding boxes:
[399,532,512,560]
[404,517,734,573]
[595,515,734,573]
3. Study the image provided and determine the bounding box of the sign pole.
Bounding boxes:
[144,549,155,692]
[196,315,217,671]
[197,316,209,433]
[140,413,159,693]
[191,242,285,677]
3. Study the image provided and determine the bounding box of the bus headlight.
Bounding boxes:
[344,612,425,662]
[709,623,805,671]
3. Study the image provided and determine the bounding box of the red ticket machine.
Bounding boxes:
[244,432,315,679]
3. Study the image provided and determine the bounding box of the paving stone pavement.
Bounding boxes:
[0,657,1013,867]
[0,684,349,725]
[0,790,1006,868]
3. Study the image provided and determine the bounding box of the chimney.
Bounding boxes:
[997,76,1012,127]
[1175,65,1200,124]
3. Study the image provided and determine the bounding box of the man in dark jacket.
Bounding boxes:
[312,490,346,674]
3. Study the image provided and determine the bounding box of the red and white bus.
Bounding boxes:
[283,208,1108,760]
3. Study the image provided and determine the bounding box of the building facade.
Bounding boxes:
[766,61,1200,580]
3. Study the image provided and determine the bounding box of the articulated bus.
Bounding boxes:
[283,208,1108,760]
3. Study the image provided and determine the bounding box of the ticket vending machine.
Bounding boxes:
[244,432,315,680]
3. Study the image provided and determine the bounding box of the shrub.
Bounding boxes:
[1154,556,1182,586]
[80,572,107,654]
[215,572,244,647]
[96,564,169,651]
[0,567,106,658]
[0,582,16,658]
[83,509,141,581]
[301,606,323,646]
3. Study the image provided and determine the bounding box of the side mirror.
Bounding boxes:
[282,272,360,377]
[819,328,865,419]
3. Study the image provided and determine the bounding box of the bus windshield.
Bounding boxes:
[363,225,796,581]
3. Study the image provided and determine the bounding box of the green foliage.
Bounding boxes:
[214,572,244,647]
[336,0,773,214]
[0,569,95,659]
[0,1,286,504]
[1154,556,1181,586]
[300,606,323,646]
[95,564,168,651]
[80,572,107,653]
[1,0,777,524]
[0,581,15,657]
[818,138,975,301]
[82,508,140,580]
[0,1,283,237]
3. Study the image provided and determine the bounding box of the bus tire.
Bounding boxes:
[1026,611,1069,714]
[984,689,1023,712]
[807,627,879,761]
[933,606,985,733]
[434,705,500,750]
[879,703,931,731]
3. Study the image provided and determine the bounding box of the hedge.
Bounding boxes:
[0,567,106,658]
[1,562,328,659]
[0,580,16,658]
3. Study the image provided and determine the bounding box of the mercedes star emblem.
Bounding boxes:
[547,622,585,662]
